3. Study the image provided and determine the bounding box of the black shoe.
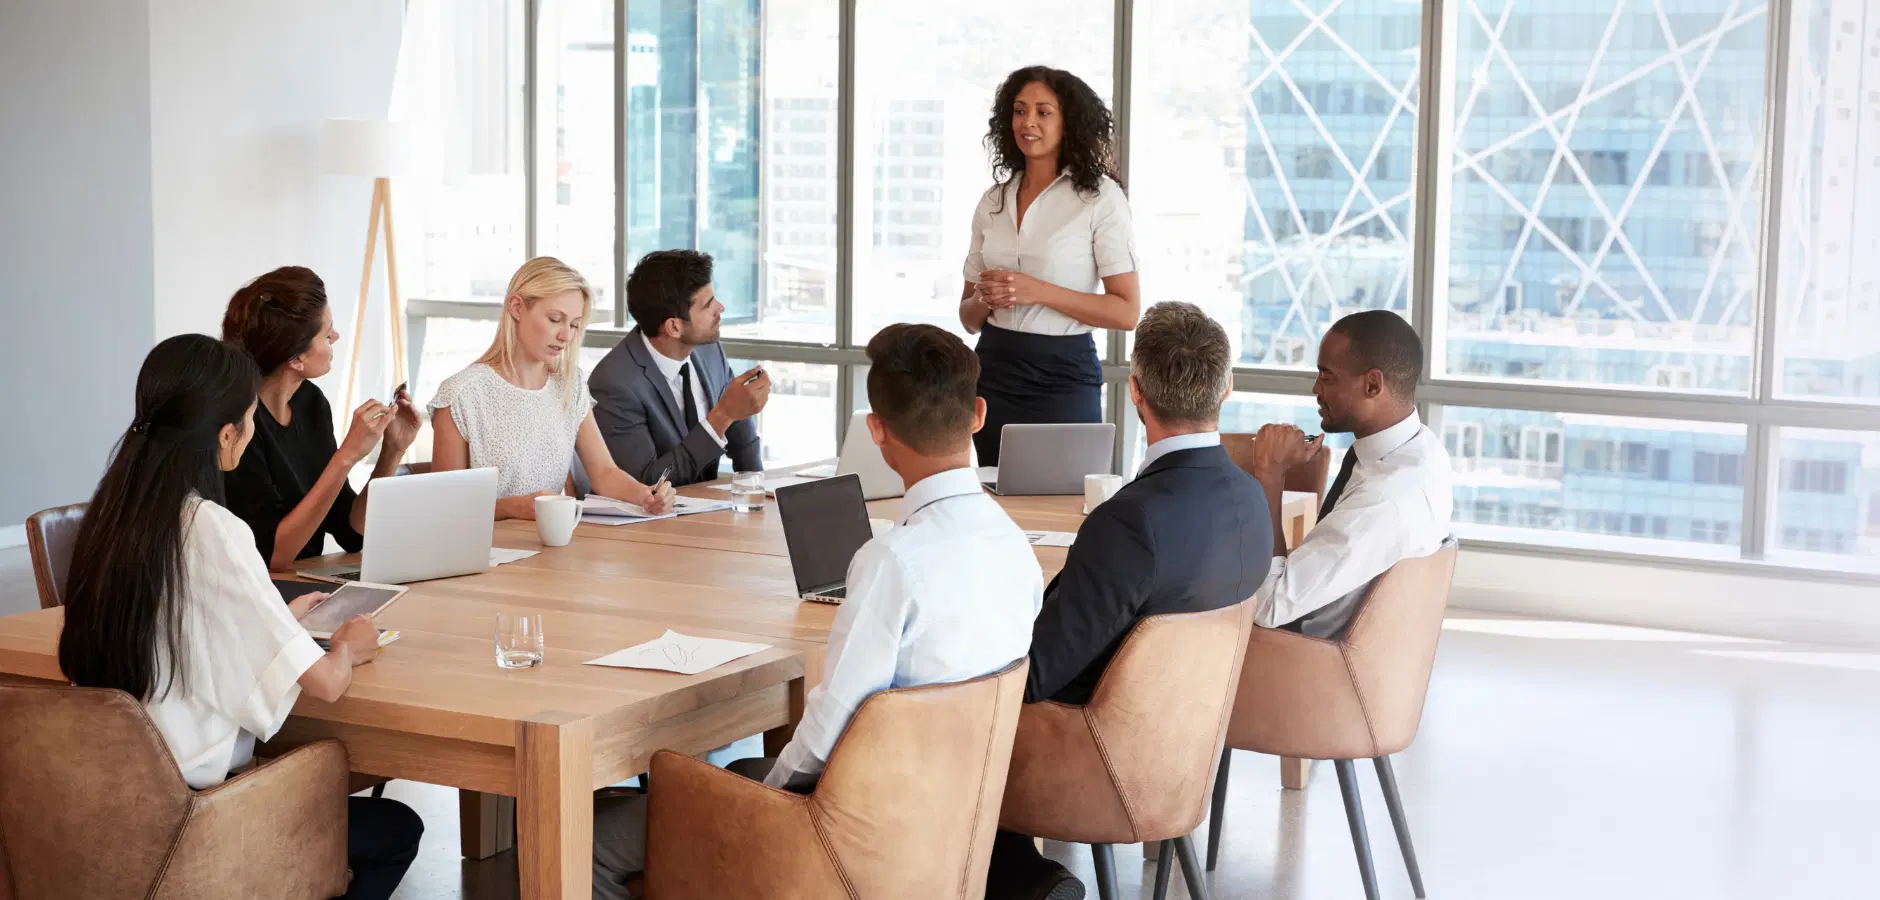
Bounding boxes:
[1029,861,1085,900]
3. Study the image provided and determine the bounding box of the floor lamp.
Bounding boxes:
[323,118,421,416]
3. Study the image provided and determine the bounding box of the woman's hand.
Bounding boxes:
[497,491,554,521]
[639,480,677,515]
[382,388,421,457]
[339,400,393,466]
[976,270,1047,308]
[331,616,380,667]
[287,590,331,620]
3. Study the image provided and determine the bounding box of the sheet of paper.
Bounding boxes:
[707,474,819,494]
[582,629,772,676]
[582,495,732,525]
[490,548,539,566]
[1024,531,1076,548]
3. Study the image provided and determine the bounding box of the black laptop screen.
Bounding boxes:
[776,474,874,593]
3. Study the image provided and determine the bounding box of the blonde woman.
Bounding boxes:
[429,257,677,520]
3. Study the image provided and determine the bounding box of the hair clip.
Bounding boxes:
[129,420,152,435]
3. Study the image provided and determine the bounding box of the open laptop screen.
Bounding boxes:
[776,474,874,594]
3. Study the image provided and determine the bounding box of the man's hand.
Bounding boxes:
[1250,424,1319,484]
[708,366,771,434]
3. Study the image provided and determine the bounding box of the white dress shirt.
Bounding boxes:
[639,332,725,447]
[145,499,326,789]
[962,172,1137,336]
[766,467,1043,790]
[1252,412,1453,629]
[1139,430,1222,475]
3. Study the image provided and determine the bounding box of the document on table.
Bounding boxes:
[1024,531,1076,548]
[583,630,772,676]
[707,473,823,494]
[582,494,733,525]
[490,548,538,566]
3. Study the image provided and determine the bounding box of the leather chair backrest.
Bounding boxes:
[0,684,193,899]
[1221,434,1330,504]
[810,658,1028,900]
[1340,541,1457,755]
[25,503,86,609]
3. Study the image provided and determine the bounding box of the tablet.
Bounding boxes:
[298,581,408,639]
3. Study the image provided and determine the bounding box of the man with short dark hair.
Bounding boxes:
[989,301,1272,900]
[590,324,1042,900]
[589,250,767,487]
[1247,308,1452,637]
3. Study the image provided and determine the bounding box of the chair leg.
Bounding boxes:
[1173,834,1212,900]
[1335,760,1383,900]
[1374,755,1426,898]
[1207,748,1231,870]
[370,783,384,799]
[1150,840,1174,900]
[1090,843,1119,900]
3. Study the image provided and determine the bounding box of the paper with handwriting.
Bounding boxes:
[582,630,772,676]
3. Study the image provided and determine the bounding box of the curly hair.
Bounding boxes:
[985,66,1122,212]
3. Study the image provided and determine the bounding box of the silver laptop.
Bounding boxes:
[776,474,874,604]
[833,411,907,500]
[301,467,499,585]
[982,423,1116,496]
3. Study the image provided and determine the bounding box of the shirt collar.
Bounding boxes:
[1139,431,1221,475]
[897,467,985,526]
[1352,411,1422,465]
[639,331,689,383]
[1003,170,1072,218]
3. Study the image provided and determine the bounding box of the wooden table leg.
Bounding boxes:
[1280,756,1312,790]
[459,790,516,860]
[762,676,807,757]
[517,712,594,900]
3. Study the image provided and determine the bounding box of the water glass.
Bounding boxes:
[494,612,545,669]
[730,470,767,512]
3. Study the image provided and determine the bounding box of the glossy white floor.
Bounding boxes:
[371,613,1880,900]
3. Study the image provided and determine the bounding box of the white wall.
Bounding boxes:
[149,0,406,405]
[0,0,156,526]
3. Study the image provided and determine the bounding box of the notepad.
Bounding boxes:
[582,494,732,525]
[490,548,538,566]
[583,630,771,675]
[1024,531,1076,548]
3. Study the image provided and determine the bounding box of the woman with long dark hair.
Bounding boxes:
[58,334,422,900]
[222,266,420,571]
[959,65,1141,466]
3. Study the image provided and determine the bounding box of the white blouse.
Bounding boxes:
[428,363,595,498]
[145,498,325,790]
[962,172,1138,336]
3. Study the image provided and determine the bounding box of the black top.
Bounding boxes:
[1024,444,1274,705]
[224,381,363,563]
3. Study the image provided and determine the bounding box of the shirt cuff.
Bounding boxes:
[704,419,728,448]
[244,633,325,741]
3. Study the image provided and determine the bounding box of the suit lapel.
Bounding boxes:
[625,328,685,428]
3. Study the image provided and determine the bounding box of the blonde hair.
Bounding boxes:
[477,256,593,407]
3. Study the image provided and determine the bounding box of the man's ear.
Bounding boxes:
[1363,368,1386,399]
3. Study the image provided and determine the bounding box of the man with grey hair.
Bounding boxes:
[986,301,1273,900]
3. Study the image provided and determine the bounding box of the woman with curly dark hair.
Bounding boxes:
[958,65,1140,466]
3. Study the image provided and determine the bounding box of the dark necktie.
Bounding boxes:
[679,361,700,432]
[1319,449,1359,519]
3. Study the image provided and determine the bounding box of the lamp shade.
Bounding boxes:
[322,118,424,177]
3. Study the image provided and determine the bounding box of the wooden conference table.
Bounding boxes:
[0,476,1316,900]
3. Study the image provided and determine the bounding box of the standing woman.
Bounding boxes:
[959,65,1141,466]
[222,266,421,572]
[58,334,422,900]
[429,257,676,520]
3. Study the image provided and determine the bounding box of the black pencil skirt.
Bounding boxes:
[973,323,1103,467]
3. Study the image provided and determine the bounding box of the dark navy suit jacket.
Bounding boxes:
[588,327,763,487]
[1025,443,1273,704]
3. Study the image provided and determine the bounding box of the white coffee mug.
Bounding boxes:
[1084,474,1124,514]
[535,495,582,547]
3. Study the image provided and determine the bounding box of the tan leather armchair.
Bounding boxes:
[1208,542,1458,900]
[999,602,1255,900]
[643,658,1028,899]
[0,684,350,900]
[24,503,86,609]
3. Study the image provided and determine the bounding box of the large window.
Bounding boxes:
[851,0,1114,343]
[1773,2,1880,403]
[1136,0,1421,368]
[1437,2,1769,394]
[397,0,1880,581]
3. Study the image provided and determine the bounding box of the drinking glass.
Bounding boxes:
[494,612,545,669]
[730,470,767,512]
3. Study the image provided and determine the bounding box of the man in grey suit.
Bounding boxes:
[590,250,769,486]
